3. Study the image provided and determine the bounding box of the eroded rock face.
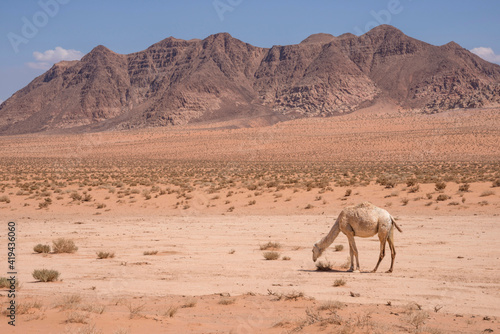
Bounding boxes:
[1,25,499,134]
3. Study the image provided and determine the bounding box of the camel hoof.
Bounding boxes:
[385,270,393,273]
[371,269,378,273]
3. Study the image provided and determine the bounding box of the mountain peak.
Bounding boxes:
[365,24,404,36]
[300,33,335,44]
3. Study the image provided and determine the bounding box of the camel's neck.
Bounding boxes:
[317,219,341,251]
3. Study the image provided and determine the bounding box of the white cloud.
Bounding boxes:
[470,47,500,64]
[27,46,84,70]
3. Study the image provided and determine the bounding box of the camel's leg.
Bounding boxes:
[348,241,354,272]
[386,229,396,273]
[372,234,387,273]
[346,234,360,272]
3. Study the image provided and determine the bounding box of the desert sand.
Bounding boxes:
[0,106,499,333]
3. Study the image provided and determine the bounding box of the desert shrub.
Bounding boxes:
[0,277,19,289]
[97,251,115,259]
[333,279,346,287]
[315,260,334,271]
[334,244,344,252]
[82,194,92,202]
[401,197,409,206]
[318,300,344,311]
[406,178,418,187]
[304,204,314,209]
[448,201,460,206]
[480,190,495,197]
[435,181,447,191]
[248,200,256,205]
[181,299,197,308]
[32,269,59,282]
[436,194,450,201]
[96,203,106,209]
[218,298,235,305]
[260,242,281,250]
[143,250,158,255]
[0,195,11,203]
[38,198,52,208]
[263,251,280,260]
[408,185,420,193]
[70,192,82,201]
[282,256,291,261]
[344,189,352,197]
[52,238,78,253]
[458,183,470,192]
[492,179,500,187]
[33,244,51,253]
[65,311,89,324]
[165,305,178,317]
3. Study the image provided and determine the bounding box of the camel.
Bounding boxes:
[312,202,402,273]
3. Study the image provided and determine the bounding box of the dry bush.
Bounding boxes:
[126,302,145,319]
[318,300,345,311]
[304,204,314,209]
[406,178,418,187]
[401,197,409,206]
[96,251,115,259]
[282,256,291,261]
[344,189,352,197]
[53,238,78,253]
[70,192,82,201]
[0,277,19,289]
[260,241,281,250]
[408,185,420,193]
[0,195,11,203]
[65,311,89,324]
[263,251,280,260]
[181,298,197,308]
[436,194,450,201]
[164,305,178,317]
[334,244,344,252]
[492,179,500,187]
[15,300,43,314]
[480,190,495,197]
[458,183,470,192]
[218,297,235,305]
[315,260,334,271]
[333,279,346,287]
[143,250,158,255]
[435,181,447,191]
[32,269,59,282]
[33,244,51,253]
[80,303,105,314]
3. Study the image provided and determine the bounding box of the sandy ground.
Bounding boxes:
[0,191,499,333]
[0,105,499,333]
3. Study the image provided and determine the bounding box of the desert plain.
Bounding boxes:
[0,104,499,333]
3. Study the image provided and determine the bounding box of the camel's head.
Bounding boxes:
[312,244,323,262]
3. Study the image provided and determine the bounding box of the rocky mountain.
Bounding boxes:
[1,25,499,134]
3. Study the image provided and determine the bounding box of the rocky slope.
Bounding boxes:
[1,25,499,134]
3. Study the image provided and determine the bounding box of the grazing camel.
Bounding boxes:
[312,202,402,273]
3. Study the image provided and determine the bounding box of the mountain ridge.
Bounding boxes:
[1,25,499,134]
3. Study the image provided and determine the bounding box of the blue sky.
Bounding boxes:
[0,0,499,103]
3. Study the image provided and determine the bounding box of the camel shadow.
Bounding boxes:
[298,269,372,274]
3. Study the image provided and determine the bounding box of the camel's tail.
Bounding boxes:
[390,215,403,233]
